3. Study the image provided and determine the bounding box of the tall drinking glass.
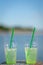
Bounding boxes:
[25,42,37,64]
[4,43,17,64]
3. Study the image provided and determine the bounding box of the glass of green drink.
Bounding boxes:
[4,43,17,64]
[25,42,37,64]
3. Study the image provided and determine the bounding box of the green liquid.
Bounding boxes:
[25,48,37,64]
[5,48,16,64]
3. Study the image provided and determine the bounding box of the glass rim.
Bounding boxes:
[4,42,17,49]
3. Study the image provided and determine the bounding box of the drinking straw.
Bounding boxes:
[9,28,14,48]
[30,27,36,48]
[27,27,36,55]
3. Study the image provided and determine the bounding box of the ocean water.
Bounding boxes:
[0,32,43,63]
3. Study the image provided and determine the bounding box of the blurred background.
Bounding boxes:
[0,0,43,64]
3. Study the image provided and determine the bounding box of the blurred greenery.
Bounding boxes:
[0,26,33,31]
[0,26,9,31]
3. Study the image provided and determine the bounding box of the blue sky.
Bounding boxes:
[0,0,43,29]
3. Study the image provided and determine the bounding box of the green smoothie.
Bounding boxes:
[5,48,16,64]
[25,47,37,64]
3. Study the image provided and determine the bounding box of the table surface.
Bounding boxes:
[1,60,43,65]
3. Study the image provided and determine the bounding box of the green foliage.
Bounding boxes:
[0,26,33,31]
